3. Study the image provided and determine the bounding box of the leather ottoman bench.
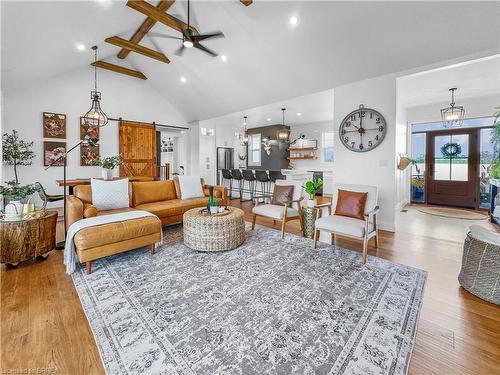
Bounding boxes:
[73,216,161,274]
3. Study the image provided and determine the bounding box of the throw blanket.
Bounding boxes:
[64,211,162,275]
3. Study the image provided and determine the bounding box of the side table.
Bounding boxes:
[300,206,316,239]
[0,210,58,266]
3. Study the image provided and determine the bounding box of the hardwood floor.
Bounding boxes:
[1,200,499,374]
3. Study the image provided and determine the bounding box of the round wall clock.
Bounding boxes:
[339,104,387,152]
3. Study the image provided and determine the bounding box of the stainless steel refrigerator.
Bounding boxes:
[217,147,234,185]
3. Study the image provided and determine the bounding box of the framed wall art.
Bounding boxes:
[80,145,99,166]
[43,112,66,138]
[80,116,100,140]
[43,141,66,167]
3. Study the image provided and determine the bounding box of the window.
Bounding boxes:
[322,132,334,163]
[411,133,426,203]
[248,133,261,166]
[480,128,495,209]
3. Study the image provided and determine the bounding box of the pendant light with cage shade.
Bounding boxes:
[440,88,465,128]
[276,108,290,141]
[83,46,108,128]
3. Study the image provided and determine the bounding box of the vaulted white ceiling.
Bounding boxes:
[2,1,499,123]
[398,55,500,108]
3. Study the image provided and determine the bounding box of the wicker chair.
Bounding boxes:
[458,225,500,305]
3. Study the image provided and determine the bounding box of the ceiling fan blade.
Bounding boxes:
[174,44,186,56]
[192,31,225,41]
[194,42,218,57]
[149,32,183,41]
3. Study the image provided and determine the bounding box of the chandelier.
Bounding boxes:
[83,46,108,128]
[276,108,290,141]
[440,88,465,128]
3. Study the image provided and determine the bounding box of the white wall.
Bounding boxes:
[289,121,334,171]
[1,65,186,195]
[334,74,398,231]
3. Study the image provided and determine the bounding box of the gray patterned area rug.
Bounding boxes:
[72,225,426,375]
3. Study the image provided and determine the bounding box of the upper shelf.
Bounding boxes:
[288,147,318,151]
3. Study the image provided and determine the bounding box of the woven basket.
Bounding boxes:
[183,207,245,252]
[458,234,500,305]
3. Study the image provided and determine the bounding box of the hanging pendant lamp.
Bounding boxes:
[440,88,465,128]
[83,46,108,128]
[242,116,249,145]
[276,108,290,141]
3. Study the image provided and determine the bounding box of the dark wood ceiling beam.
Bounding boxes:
[240,0,253,6]
[106,36,170,63]
[126,0,198,35]
[91,61,147,80]
[118,0,175,59]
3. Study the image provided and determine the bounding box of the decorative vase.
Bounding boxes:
[307,198,317,208]
[4,201,23,220]
[218,206,225,213]
[102,168,113,180]
[209,206,218,214]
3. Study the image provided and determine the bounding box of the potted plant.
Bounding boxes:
[2,130,35,184]
[1,181,39,218]
[95,156,122,180]
[304,177,323,207]
[411,177,425,202]
[207,196,221,214]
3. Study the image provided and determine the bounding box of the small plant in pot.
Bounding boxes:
[0,181,39,219]
[95,156,122,180]
[207,196,221,214]
[304,177,323,208]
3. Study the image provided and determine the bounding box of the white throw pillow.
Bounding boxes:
[91,178,129,210]
[178,176,204,200]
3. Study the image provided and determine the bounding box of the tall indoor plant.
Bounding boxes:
[2,130,35,184]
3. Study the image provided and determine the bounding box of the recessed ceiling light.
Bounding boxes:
[267,118,271,121]
[296,112,302,116]
[180,130,185,134]
[289,16,298,25]
[220,55,227,62]
[76,43,86,51]
[180,76,187,83]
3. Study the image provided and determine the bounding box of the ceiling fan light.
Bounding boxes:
[183,39,194,48]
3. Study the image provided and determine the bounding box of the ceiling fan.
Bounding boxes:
[150,0,224,57]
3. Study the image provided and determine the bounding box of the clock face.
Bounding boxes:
[339,107,387,152]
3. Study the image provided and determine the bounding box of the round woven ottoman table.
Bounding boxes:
[183,207,245,251]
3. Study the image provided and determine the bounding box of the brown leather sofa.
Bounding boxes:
[66,179,228,273]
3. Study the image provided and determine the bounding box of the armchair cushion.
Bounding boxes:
[253,204,299,220]
[334,183,378,214]
[271,185,294,206]
[335,189,367,220]
[315,215,373,238]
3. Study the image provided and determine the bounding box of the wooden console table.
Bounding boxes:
[0,210,57,266]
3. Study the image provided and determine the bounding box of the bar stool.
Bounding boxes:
[242,169,257,201]
[255,170,271,196]
[221,169,234,199]
[269,170,286,182]
[231,169,244,201]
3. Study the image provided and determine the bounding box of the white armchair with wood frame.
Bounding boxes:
[312,184,379,264]
[251,180,304,239]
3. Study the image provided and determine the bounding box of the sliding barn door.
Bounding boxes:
[119,120,157,177]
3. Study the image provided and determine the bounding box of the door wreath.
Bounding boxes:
[441,142,462,158]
